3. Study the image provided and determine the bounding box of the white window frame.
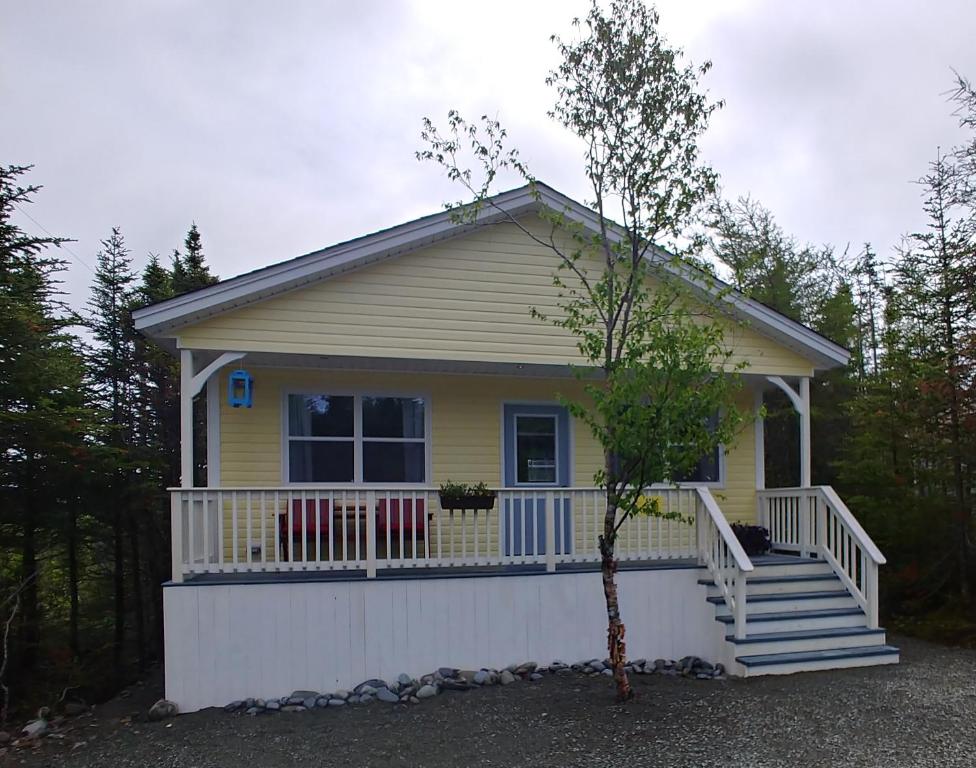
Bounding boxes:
[513,413,561,488]
[282,389,431,486]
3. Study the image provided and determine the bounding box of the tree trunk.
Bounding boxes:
[600,501,632,702]
[67,505,80,660]
[128,512,147,669]
[112,497,125,679]
[20,513,39,677]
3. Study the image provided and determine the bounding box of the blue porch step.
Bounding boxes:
[697,573,838,587]
[725,626,887,644]
[715,607,864,625]
[736,644,900,668]
[706,589,848,606]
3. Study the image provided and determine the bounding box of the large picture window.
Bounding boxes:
[286,393,428,483]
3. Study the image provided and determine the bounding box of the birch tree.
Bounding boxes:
[420,0,745,700]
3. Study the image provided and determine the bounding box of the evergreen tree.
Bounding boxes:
[0,165,89,697]
[172,223,216,294]
[86,227,146,672]
[896,151,975,602]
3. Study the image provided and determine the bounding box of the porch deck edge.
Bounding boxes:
[164,557,703,587]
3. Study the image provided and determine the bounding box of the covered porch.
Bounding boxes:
[170,348,883,636]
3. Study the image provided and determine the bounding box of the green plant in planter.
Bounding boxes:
[438,480,497,510]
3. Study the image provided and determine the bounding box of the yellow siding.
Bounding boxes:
[217,367,759,529]
[181,218,814,377]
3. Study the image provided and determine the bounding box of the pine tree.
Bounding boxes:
[86,227,146,672]
[897,151,975,603]
[0,165,89,694]
[172,223,216,294]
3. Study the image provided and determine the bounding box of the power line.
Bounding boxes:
[12,204,97,275]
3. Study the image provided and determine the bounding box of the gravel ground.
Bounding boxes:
[4,635,974,768]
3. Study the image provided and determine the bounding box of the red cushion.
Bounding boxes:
[377,498,426,533]
[280,498,331,535]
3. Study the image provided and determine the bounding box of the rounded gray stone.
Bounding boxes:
[416,684,438,699]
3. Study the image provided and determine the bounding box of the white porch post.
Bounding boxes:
[765,375,813,488]
[180,349,195,488]
[754,386,766,527]
[180,349,246,488]
[799,376,811,489]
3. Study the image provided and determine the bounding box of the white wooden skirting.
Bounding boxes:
[164,566,721,713]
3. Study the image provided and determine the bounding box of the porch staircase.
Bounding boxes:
[701,554,900,676]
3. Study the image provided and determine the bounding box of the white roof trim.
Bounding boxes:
[132,182,849,371]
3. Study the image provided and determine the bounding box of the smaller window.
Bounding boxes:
[515,415,558,485]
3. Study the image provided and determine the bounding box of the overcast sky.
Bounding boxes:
[3,0,975,310]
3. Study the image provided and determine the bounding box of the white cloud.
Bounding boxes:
[2,0,974,309]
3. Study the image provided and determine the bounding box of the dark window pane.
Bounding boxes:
[362,397,425,438]
[363,441,426,483]
[516,416,556,484]
[289,440,354,482]
[288,395,354,437]
[676,446,720,483]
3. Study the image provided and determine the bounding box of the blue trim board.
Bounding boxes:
[715,607,865,624]
[736,645,899,667]
[164,557,704,588]
[726,626,887,644]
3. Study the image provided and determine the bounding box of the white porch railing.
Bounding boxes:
[167,485,742,578]
[695,487,754,639]
[757,486,886,628]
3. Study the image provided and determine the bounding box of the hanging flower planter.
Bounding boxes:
[438,481,497,511]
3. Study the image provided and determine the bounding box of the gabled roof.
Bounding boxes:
[132,182,850,370]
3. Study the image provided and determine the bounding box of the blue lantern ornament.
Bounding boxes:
[228,369,254,408]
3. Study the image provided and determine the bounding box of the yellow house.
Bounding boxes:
[134,183,896,713]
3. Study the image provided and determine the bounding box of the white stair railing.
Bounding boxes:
[758,486,886,628]
[695,488,754,639]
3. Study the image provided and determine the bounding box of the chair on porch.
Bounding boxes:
[279,498,331,562]
[376,497,427,559]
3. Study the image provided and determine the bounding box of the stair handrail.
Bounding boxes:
[695,487,753,639]
[814,486,886,565]
[758,485,885,629]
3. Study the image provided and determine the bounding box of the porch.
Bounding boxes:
[160,352,895,713]
[168,482,885,637]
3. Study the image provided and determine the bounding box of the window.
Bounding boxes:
[514,414,558,485]
[613,413,723,486]
[675,446,721,484]
[286,393,427,483]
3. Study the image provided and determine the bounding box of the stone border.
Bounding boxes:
[220,656,726,716]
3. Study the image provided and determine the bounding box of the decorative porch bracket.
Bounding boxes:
[180,350,246,488]
[765,375,811,489]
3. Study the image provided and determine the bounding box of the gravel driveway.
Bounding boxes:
[5,635,974,768]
